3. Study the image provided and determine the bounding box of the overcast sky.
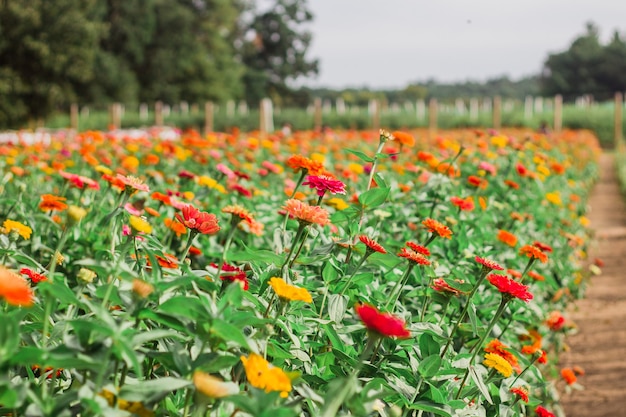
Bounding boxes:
[298,0,626,89]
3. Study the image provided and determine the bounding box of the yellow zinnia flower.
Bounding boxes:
[268,277,312,303]
[326,197,349,211]
[3,219,32,240]
[129,216,152,234]
[240,353,292,398]
[483,353,513,377]
[67,205,88,224]
[545,192,562,206]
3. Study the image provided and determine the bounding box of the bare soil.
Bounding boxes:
[560,153,626,417]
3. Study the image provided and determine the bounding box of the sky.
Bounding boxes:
[298,0,626,89]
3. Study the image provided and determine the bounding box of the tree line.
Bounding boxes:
[1,2,625,130]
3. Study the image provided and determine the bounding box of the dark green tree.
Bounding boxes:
[0,0,100,127]
[137,0,245,105]
[241,0,319,105]
[541,22,611,100]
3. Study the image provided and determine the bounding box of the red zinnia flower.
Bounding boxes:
[520,245,548,263]
[475,256,504,271]
[450,196,474,211]
[355,303,410,338]
[302,175,346,197]
[487,273,533,302]
[397,248,431,265]
[533,241,553,253]
[422,218,452,239]
[545,311,566,331]
[20,268,47,284]
[176,204,220,235]
[406,242,430,256]
[535,406,555,417]
[210,262,248,290]
[230,183,252,198]
[509,386,529,403]
[359,235,386,254]
[504,179,520,189]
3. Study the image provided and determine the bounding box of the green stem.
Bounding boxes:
[509,351,541,388]
[419,273,434,322]
[281,170,308,244]
[281,222,307,275]
[385,263,416,311]
[339,252,370,296]
[288,226,311,269]
[216,219,239,281]
[455,297,509,399]
[440,269,489,357]
[179,230,198,264]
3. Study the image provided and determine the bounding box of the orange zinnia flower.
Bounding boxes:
[509,386,529,403]
[0,266,34,307]
[497,230,518,247]
[484,339,521,372]
[392,131,415,147]
[286,154,324,176]
[164,218,187,237]
[519,245,548,263]
[222,204,254,224]
[397,247,431,265]
[283,199,330,226]
[422,218,452,239]
[561,368,577,385]
[359,235,386,254]
[39,194,68,212]
[176,204,220,235]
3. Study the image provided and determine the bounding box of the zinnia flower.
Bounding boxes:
[561,368,577,385]
[497,230,518,247]
[20,268,47,284]
[535,406,556,417]
[129,216,152,234]
[176,204,220,235]
[397,247,431,265]
[545,311,566,331]
[240,353,292,398]
[132,279,154,298]
[355,303,410,338]
[450,196,474,211]
[302,175,346,197]
[487,273,533,302]
[39,194,68,212]
[0,266,34,307]
[222,204,254,224]
[193,371,238,398]
[519,245,548,263]
[268,277,312,303]
[359,235,386,254]
[210,263,248,290]
[283,199,330,226]
[286,154,324,175]
[483,352,513,377]
[431,278,465,296]
[509,386,529,403]
[392,130,415,147]
[3,220,32,240]
[475,256,504,271]
[116,174,150,193]
[406,242,430,256]
[422,218,452,239]
[484,339,520,372]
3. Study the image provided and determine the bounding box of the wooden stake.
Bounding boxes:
[204,101,214,134]
[155,101,163,126]
[553,94,563,133]
[70,103,79,131]
[492,96,502,130]
[428,98,438,135]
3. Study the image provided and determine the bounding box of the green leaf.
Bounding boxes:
[322,261,340,283]
[408,401,452,417]
[418,355,442,378]
[159,296,210,321]
[419,333,440,358]
[469,365,492,404]
[327,294,348,323]
[320,375,357,417]
[210,319,250,349]
[0,313,20,363]
[119,377,191,403]
[132,330,186,347]
[228,243,283,265]
[346,149,374,163]
[373,172,388,188]
[39,279,79,306]
[358,187,390,208]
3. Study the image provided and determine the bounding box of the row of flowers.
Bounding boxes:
[0,126,599,416]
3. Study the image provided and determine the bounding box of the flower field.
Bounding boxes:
[0,127,600,417]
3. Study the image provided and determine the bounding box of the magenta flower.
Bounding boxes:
[302,175,346,197]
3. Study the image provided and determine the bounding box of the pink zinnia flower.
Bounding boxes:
[216,163,236,180]
[302,175,347,197]
[475,256,504,271]
[116,174,150,193]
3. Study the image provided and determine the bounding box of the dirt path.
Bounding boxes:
[560,153,626,417]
